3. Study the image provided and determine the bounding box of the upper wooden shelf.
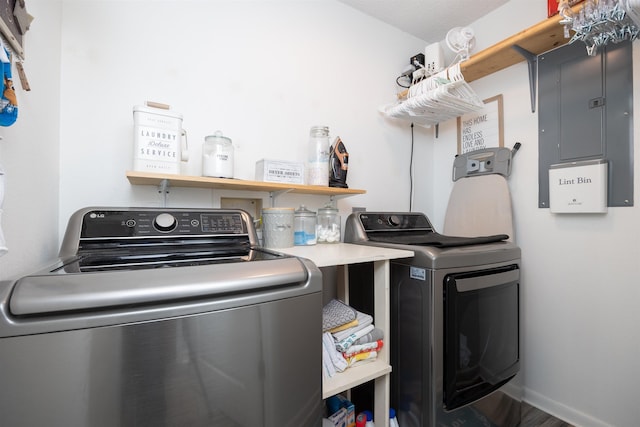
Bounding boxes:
[396,5,582,101]
[460,6,580,82]
[126,171,366,197]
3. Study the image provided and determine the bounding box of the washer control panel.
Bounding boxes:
[79,209,248,238]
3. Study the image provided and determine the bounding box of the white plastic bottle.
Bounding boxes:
[363,410,374,427]
[389,408,400,427]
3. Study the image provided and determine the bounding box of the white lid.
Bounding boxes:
[262,207,295,213]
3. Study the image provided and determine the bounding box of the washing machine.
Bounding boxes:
[345,211,521,427]
[0,207,323,426]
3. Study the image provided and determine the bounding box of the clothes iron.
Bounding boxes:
[329,137,349,188]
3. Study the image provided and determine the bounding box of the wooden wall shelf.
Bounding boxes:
[460,8,576,83]
[394,5,583,115]
[398,4,582,94]
[126,171,366,197]
[458,4,583,112]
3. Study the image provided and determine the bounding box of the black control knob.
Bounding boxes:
[154,213,177,232]
[388,215,401,227]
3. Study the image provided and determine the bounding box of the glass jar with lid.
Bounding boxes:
[316,205,340,243]
[307,126,330,186]
[294,205,317,246]
[203,130,234,178]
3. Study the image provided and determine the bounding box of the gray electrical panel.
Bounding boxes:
[538,40,633,208]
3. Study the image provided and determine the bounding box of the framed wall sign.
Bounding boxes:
[457,95,504,154]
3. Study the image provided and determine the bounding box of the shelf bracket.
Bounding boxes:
[269,189,292,207]
[158,179,170,207]
[511,45,537,113]
[328,194,353,206]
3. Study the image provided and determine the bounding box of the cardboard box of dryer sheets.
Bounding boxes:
[326,394,355,427]
[255,159,305,184]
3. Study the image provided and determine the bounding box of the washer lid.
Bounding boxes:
[345,212,508,247]
[8,256,308,317]
[367,231,508,248]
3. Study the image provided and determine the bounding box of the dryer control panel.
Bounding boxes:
[356,212,433,232]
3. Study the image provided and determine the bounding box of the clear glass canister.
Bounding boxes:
[294,205,317,246]
[307,126,330,186]
[316,205,340,243]
[203,130,234,178]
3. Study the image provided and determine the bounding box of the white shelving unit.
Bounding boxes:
[278,243,413,427]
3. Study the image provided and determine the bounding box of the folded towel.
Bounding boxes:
[328,318,358,334]
[323,332,348,373]
[342,339,384,358]
[322,341,336,379]
[323,299,357,332]
[335,324,375,352]
[331,310,373,342]
[354,327,384,345]
[346,350,377,367]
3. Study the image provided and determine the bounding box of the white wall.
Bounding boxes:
[58,0,426,235]
[3,1,638,426]
[425,1,640,426]
[0,0,62,279]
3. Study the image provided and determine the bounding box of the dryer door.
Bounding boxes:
[443,264,520,410]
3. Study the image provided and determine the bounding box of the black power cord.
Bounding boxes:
[409,122,414,212]
[396,74,411,88]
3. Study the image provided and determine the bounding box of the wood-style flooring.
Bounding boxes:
[520,402,574,427]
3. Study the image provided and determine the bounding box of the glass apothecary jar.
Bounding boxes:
[316,205,340,243]
[307,126,330,186]
[294,205,317,246]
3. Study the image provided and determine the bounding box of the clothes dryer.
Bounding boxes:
[345,211,521,427]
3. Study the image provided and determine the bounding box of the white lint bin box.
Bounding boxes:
[255,159,304,184]
[549,160,608,213]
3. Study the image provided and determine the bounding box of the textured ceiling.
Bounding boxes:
[337,0,510,43]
